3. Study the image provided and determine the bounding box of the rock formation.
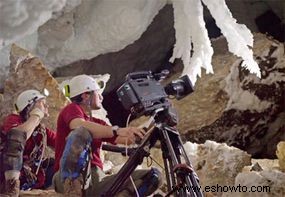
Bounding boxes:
[184,141,252,196]
[177,34,284,159]
[224,159,285,197]
[0,44,69,129]
[276,141,285,171]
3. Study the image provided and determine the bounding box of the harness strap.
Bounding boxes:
[28,124,47,175]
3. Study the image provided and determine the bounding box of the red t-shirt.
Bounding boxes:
[54,103,116,172]
[2,114,56,188]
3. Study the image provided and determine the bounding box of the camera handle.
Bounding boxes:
[101,110,203,197]
[126,71,152,80]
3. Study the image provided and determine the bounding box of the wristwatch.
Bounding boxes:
[112,125,119,137]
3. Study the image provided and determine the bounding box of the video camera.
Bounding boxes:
[117,71,194,116]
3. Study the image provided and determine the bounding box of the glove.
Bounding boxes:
[29,108,45,120]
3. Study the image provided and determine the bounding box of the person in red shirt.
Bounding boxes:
[0,89,56,196]
[53,75,162,197]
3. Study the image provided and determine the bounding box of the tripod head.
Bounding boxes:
[117,71,194,118]
[151,106,179,127]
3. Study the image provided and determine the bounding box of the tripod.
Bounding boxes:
[101,107,203,197]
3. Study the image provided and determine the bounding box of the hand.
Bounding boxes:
[29,107,45,120]
[33,99,49,117]
[117,127,145,144]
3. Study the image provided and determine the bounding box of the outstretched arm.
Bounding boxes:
[69,118,145,143]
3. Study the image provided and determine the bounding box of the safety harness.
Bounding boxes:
[21,124,47,190]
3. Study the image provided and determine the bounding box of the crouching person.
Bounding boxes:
[0,89,56,197]
[53,75,162,196]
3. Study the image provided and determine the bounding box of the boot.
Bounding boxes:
[0,179,20,197]
[63,176,83,197]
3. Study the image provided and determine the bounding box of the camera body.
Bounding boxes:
[117,71,194,116]
[117,71,169,115]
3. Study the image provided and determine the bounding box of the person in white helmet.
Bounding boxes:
[53,74,162,197]
[0,89,56,196]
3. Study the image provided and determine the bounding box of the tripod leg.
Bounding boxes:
[160,126,206,197]
[175,134,203,197]
[160,129,198,197]
[161,141,182,197]
[177,137,201,184]
[161,151,172,192]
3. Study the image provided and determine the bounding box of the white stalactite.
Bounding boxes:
[170,0,261,85]
[202,0,261,78]
[170,0,214,85]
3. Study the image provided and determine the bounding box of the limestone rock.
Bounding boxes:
[183,34,285,158]
[184,140,251,196]
[52,4,175,93]
[0,44,69,130]
[245,159,280,172]
[37,0,166,68]
[223,170,285,197]
[9,43,33,72]
[276,141,285,171]
[0,0,66,49]
[225,159,284,196]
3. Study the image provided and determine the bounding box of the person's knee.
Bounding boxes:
[60,127,93,180]
[2,129,27,171]
[68,127,93,142]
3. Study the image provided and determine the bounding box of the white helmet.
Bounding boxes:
[15,89,46,112]
[69,75,101,98]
